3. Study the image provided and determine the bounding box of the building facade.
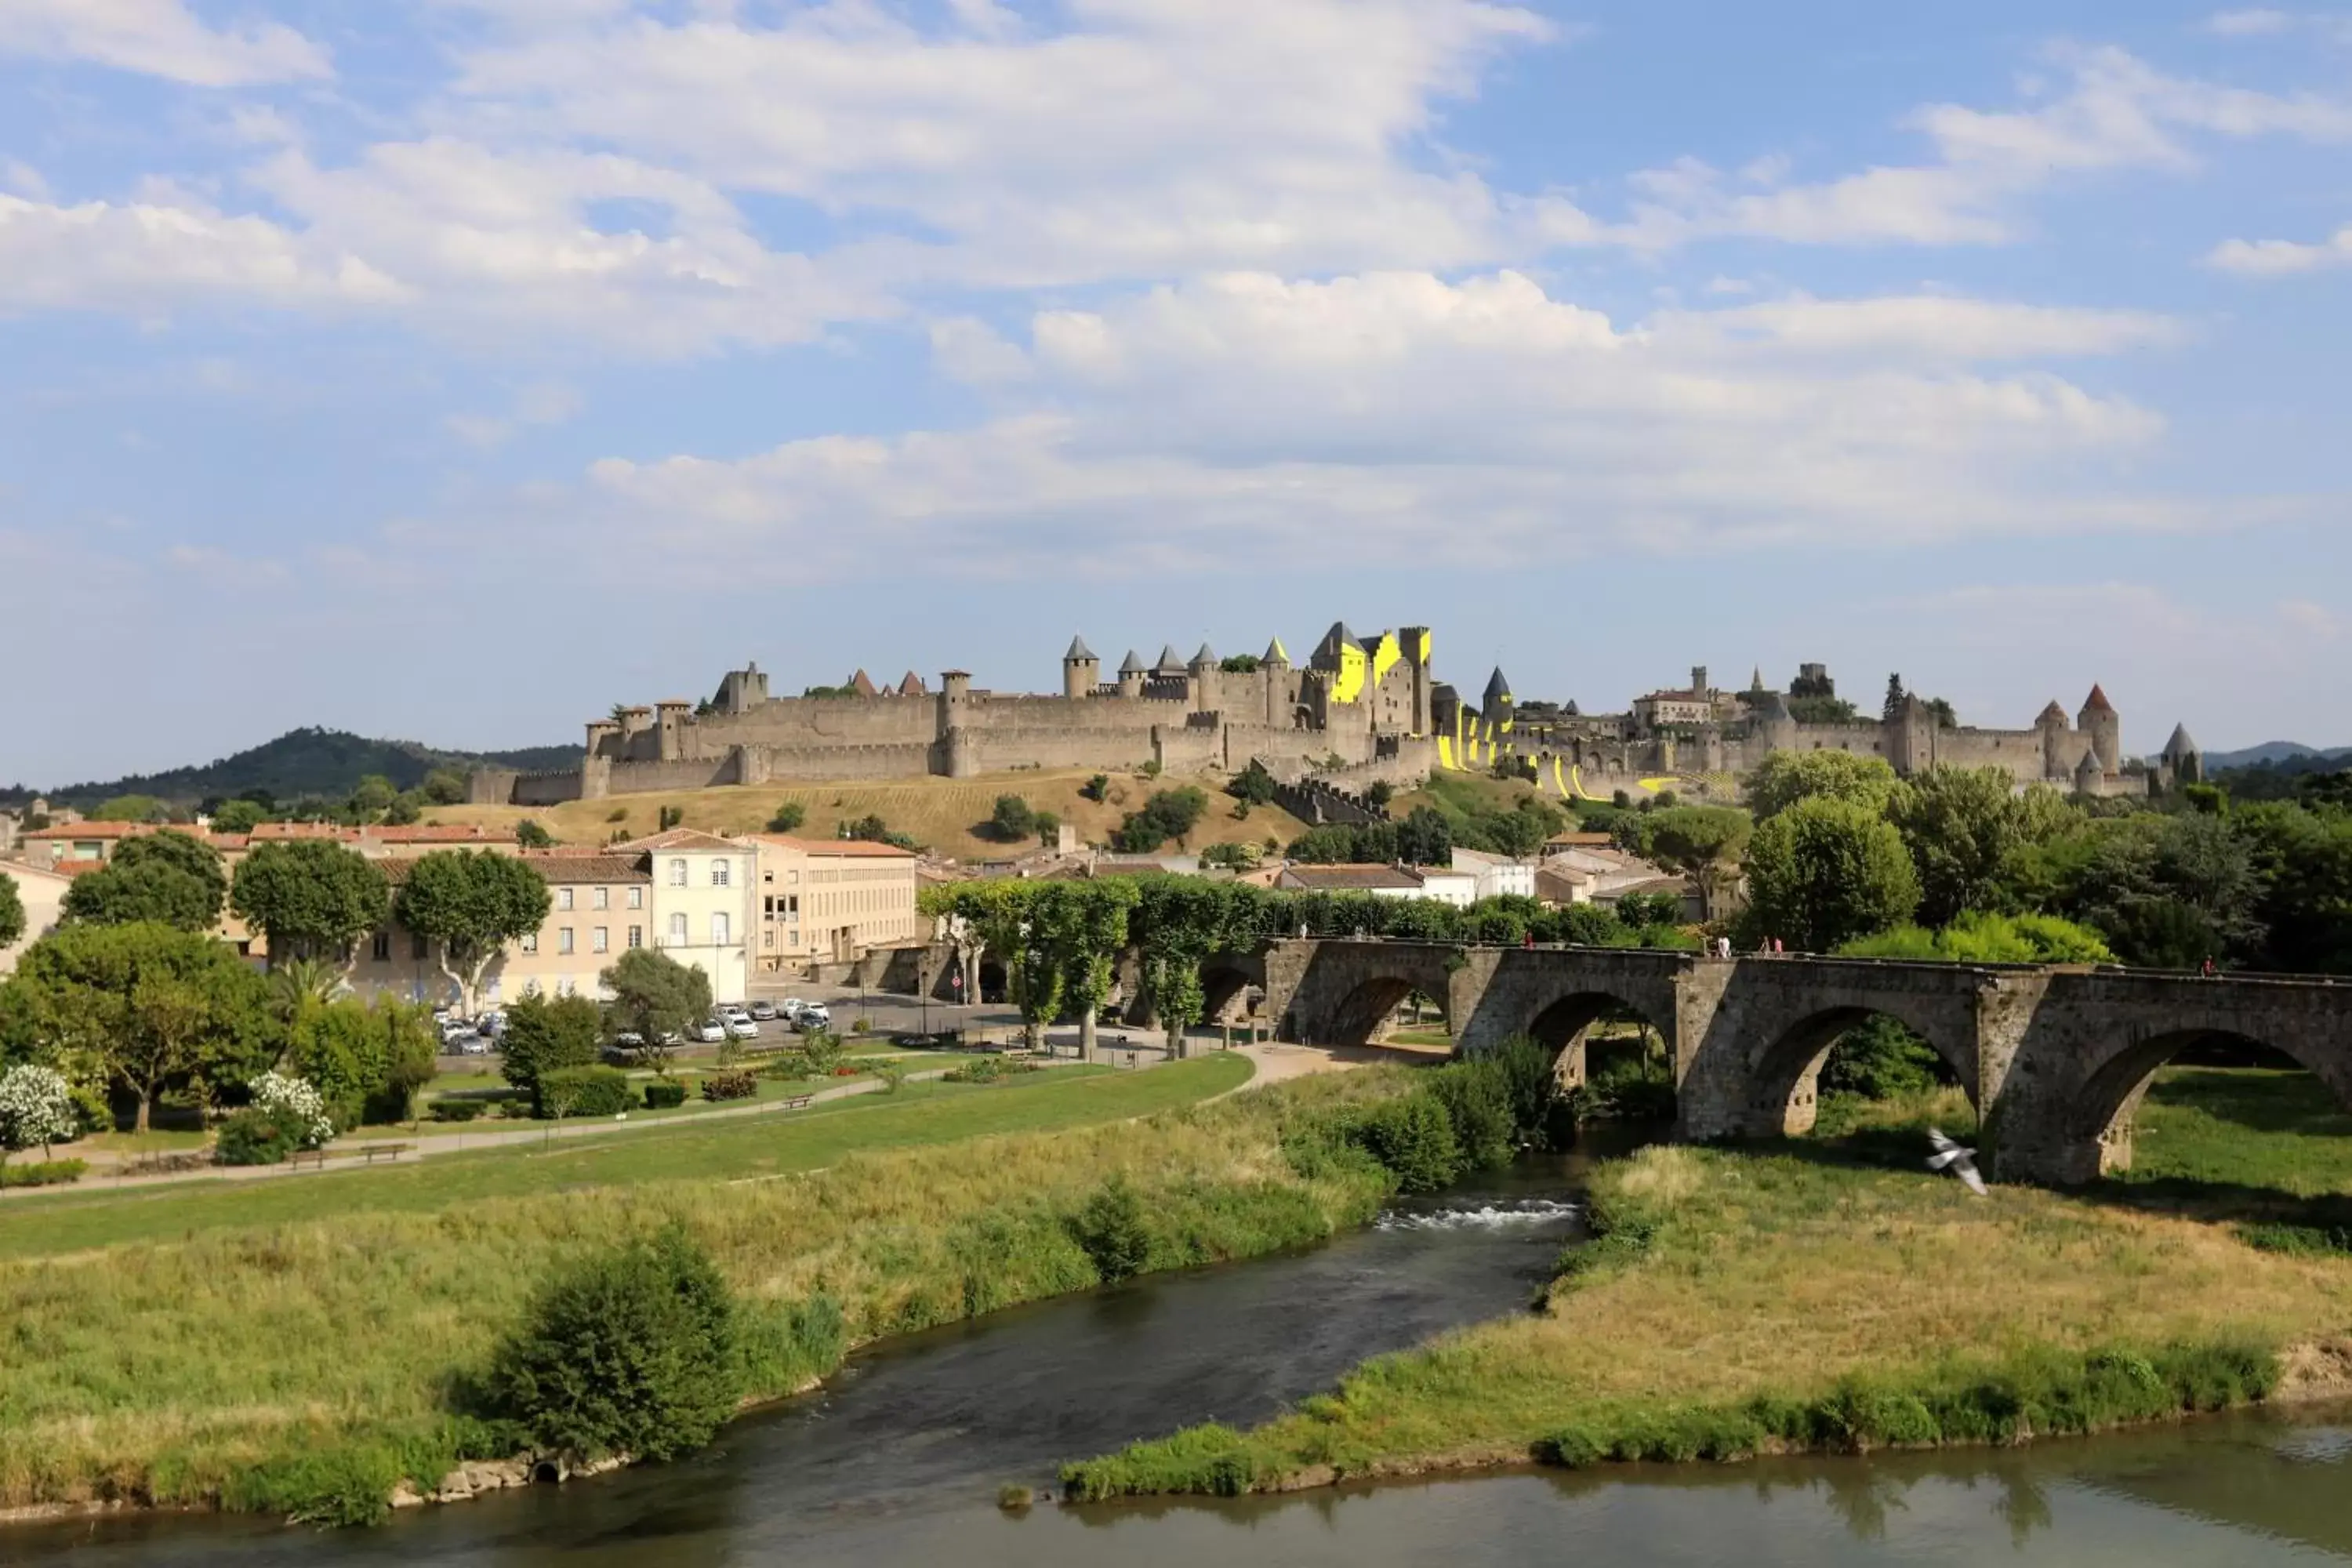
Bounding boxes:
[0,862,71,976]
[748,835,920,971]
[351,854,658,1005]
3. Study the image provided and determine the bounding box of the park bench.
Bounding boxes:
[354,1142,411,1164]
[289,1142,410,1172]
[781,1094,816,1110]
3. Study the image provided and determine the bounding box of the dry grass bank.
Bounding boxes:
[0,1066,1412,1520]
[423,767,1311,862]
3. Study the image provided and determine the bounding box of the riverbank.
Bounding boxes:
[0,1054,1426,1526]
[1064,1070,2352,1499]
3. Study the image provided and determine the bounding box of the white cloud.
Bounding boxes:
[0,191,402,316]
[2206,9,2296,34]
[0,0,330,86]
[2206,222,2352,274]
[445,379,586,448]
[524,271,2207,583]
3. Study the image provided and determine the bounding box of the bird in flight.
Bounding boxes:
[1926,1128,1987,1196]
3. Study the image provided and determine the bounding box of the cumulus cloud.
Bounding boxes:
[0,191,401,316]
[0,0,330,86]
[517,271,2205,583]
[2206,223,2352,274]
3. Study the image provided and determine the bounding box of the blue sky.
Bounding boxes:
[4,0,2350,786]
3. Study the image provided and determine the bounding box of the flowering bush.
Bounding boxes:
[250,1071,336,1150]
[0,1065,79,1166]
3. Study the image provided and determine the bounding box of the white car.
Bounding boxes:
[693,1020,728,1044]
[794,1004,832,1033]
[720,1014,760,1040]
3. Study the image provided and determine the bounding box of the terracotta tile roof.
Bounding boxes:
[2081,683,2114,714]
[611,828,745,854]
[749,834,918,859]
[1277,864,1425,891]
[22,822,246,851]
[245,822,505,844]
[380,853,648,885]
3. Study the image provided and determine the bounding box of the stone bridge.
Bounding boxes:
[1259,939,2352,1186]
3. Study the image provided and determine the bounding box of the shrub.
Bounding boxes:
[1351,1092,1461,1193]
[702,1070,758,1102]
[0,1159,88,1189]
[251,1070,336,1147]
[875,1062,906,1094]
[215,1103,310,1165]
[766,801,807,833]
[643,1081,688,1110]
[0,1064,80,1166]
[485,1225,742,1463]
[430,1100,488,1123]
[1071,1174,1154,1282]
[538,1065,633,1118]
[1428,1066,1515,1170]
[500,992,604,1098]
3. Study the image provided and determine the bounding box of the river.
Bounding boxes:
[7,1156,2347,1566]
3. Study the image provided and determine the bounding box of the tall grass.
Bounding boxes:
[1065,1073,2352,1501]
[0,1065,1416,1523]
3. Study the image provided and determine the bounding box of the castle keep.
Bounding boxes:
[471,624,1440,807]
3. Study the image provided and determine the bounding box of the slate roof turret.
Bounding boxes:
[1065,635,1096,662]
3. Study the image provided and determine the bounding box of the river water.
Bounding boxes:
[8,1156,2348,1566]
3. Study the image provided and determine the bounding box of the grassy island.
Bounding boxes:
[1064,1069,2352,1500]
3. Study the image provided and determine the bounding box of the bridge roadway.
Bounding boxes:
[1223,939,2352,1186]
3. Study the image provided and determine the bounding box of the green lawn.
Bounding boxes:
[2118,1067,2352,1196]
[0,1053,1251,1258]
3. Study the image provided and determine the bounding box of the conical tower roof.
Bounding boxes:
[2164,722,2199,758]
[1154,644,1185,676]
[1312,622,1362,663]
[897,670,926,696]
[1118,649,1145,676]
[1265,636,1290,664]
[1065,634,1096,662]
[851,670,877,697]
[1192,642,1217,667]
[2076,746,2103,777]
[2081,684,2114,715]
[1750,666,1766,691]
[1482,666,1512,712]
[2037,699,2069,725]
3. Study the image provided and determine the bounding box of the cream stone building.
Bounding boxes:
[0,862,73,976]
[746,835,920,971]
[350,853,658,1006]
[619,829,757,1004]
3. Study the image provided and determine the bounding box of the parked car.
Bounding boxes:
[794,1004,832,1033]
[775,997,809,1023]
[720,1014,760,1040]
[456,1036,495,1056]
[747,999,778,1022]
[476,1011,506,1039]
[694,1019,728,1044]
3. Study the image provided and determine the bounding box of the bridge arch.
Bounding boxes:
[1507,989,1672,1091]
[1200,965,1261,1027]
[1749,1004,1977,1138]
[2067,1026,2352,1178]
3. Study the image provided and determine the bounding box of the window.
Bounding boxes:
[711,859,731,887]
[669,913,688,946]
[521,932,539,953]
[764,931,774,949]
[372,933,390,962]
[593,887,608,910]
[592,927,609,953]
[628,925,643,949]
[669,858,688,887]
[557,887,574,911]
[627,887,644,909]
[558,927,575,956]
[710,912,731,946]
[787,895,799,923]
[412,933,429,961]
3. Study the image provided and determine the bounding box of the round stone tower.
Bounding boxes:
[2078,684,2120,776]
[1062,635,1099,701]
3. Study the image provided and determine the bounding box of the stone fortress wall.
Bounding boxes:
[471,624,1442,805]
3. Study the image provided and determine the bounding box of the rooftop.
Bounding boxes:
[611,828,746,854]
[749,835,919,859]
[1278,863,1425,891]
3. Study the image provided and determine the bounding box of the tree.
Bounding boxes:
[1843,911,2114,964]
[600,948,710,1076]
[515,820,555,850]
[1882,673,1908,722]
[766,801,807,834]
[0,871,24,952]
[1081,774,1110,804]
[1745,750,1901,821]
[1646,807,1752,919]
[487,1225,740,1464]
[348,775,397,818]
[383,792,425,826]
[0,1064,78,1172]
[1033,810,1061,848]
[208,798,267,833]
[231,840,390,976]
[1112,788,1209,853]
[1363,779,1396,813]
[1742,797,1920,953]
[2,923,277,1131]
[500,991,606,1098]
[1032,880,1139,1062]
[264,956,343,1025]
[60,829,228,933]
[1218,653,1262,674]
[989,795,1037,842]
[93,794,169,823]
[1394,805,1454,867]
[288,995,437,1124]
[420,768,470,807]
[395,851,550,1017]
[1229,762,1278,808]
[1886,767,2024,927]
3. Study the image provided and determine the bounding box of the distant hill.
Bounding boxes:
[2205,741,2352,771]
[1,728,575,809]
